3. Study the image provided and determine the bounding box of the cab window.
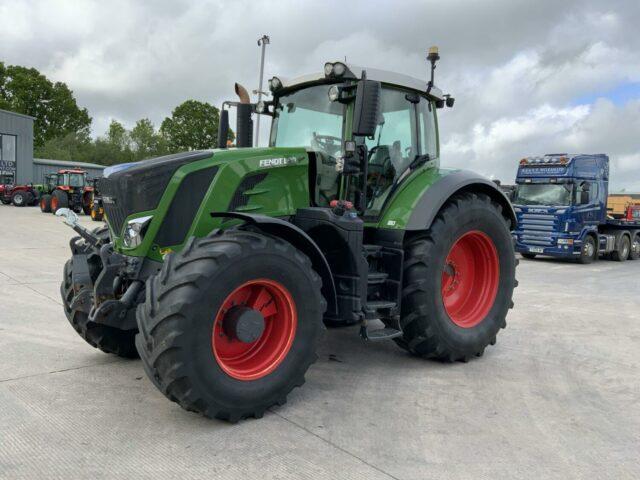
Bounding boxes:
[417,98,437,158]
[364,88,418,215]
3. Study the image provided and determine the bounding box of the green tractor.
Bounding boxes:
[58,48,517,422]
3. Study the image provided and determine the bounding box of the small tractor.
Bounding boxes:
[0,175,41,207]
[57,48,517,422]
[40,169,93,214]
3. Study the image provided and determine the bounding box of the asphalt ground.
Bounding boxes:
[1,205,638,479]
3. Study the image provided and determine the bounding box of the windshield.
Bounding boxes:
[271,85,344,156]
[63,173,85,187]
[514,183,572,206]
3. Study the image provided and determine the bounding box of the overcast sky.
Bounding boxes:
[3,0,640,190]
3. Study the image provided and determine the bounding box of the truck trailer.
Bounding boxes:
[512,154,640,263]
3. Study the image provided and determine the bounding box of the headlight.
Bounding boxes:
[332,62,346,76]
[557,238,574,245]
[256,100,266,113]
[328,85,340,102]
[268,77,282,91]
[324,62,334,76]
[123,215,153,248]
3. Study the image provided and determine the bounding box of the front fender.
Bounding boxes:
[211,212,338,317]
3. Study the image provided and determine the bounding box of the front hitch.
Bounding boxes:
[56,208,106,250]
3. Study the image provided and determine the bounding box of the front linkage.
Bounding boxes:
[58,209,153,357]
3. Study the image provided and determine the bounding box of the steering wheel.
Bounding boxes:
[311,133,342,157]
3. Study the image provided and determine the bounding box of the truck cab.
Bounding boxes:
[513,154,639,262]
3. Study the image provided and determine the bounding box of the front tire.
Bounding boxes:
[578,235,597,264]
[40,194,52,213]
[396,192,516,361]
[136,230,325,422]
[51,190,68,214]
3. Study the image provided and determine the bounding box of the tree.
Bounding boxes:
[0,62,91,147]
[130,118,168,160]
[160,100,228,151]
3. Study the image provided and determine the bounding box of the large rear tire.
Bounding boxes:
[611,235,630,262]
[136,230,325,422]
[60,227,138,358]
[629,234,640,261]
[396,192,516,361]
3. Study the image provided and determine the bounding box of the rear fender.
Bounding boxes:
[211,212,338,317]
[406,170,517,231]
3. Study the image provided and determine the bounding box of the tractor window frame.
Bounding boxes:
[362,86,421,219]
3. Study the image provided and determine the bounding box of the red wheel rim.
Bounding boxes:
[51,197,58,211]
[212,279,297,381]
[441,230,500,328]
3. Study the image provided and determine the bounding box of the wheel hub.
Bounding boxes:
[441,230,500,328]
[222,306,265,343]
[212,279,297,381]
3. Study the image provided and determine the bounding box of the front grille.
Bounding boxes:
[99,179,128,234]
[98,150,214,236]
[517,213,559,246]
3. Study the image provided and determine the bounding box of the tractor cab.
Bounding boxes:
[227,62,445,220]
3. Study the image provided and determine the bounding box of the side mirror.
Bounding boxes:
[352,79,381,137]
[580,191,589,204]
[217,109,229,149]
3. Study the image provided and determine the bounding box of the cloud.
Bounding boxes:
[2,0,640,189]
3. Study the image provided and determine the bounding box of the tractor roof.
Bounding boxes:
[58,169,87,174]
[280,63,445,100]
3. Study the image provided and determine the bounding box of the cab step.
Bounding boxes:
[363,244,383,258]
[367,272,388,285]
[360,326,403,342]
[365,300,396,311]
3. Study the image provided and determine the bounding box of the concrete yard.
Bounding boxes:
[1,205,638,480]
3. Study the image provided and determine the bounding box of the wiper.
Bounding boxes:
[409,154,431,170]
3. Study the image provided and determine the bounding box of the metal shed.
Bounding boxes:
[0,108,35,184]
[33,158,105,183]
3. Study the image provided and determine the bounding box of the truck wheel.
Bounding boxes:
[90,206,103,221]
[578,236,597,264]
[630,234,640,261]
[521,253,537,260]
[61,228,138,358]
[11,191,31,207]
[40,194,52,213]
[51,190,69,213]
[396,192,516,362]
[136,230,324,421]
[612,235,630,262]
[82,193,92,215]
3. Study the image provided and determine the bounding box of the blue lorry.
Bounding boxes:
[512,153,640,263]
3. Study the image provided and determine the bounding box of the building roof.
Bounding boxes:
[34,158,105,170]
[279,63,445,100]
[0,108,36,121]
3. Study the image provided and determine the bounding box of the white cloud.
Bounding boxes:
[2,0,640,189]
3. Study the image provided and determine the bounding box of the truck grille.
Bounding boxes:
[98,179,128,235]
[517,213,559,246]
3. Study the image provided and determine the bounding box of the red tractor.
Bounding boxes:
[0,174,40,207]
[39,169,93,215]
